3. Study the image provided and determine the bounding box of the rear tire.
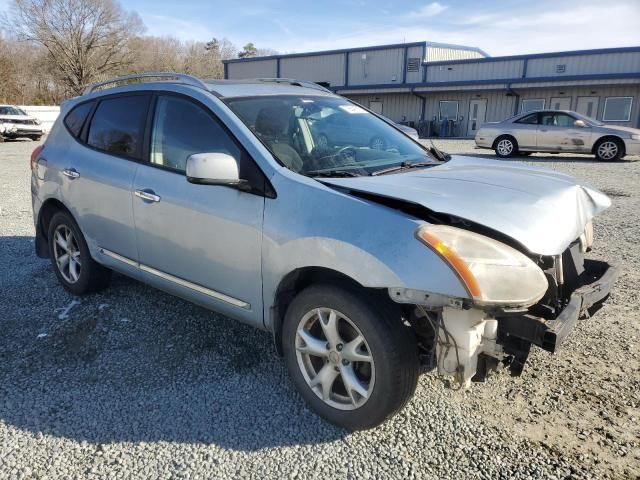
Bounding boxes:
[47,211,111,295]
[594,138,623,161]
[494,135,518,158]
[493,135,518,158]
[282,284,419,430]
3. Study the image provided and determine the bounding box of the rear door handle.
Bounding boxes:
[62,168,80,179]
[134,189,161,203]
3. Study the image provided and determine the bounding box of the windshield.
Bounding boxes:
[224,95,436,177]
[0,106,26,116]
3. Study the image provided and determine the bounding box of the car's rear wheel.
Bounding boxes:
[494,135,518,158]
[48,211,111,295]
[282,284,419,430]
[595,138,623,161]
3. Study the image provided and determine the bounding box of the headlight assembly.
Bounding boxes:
[631,134,640,141]
[416,224,548,307]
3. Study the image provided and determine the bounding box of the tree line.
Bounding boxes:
[0,0,277,105]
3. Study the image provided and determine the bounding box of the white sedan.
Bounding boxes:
[475,110,640,161]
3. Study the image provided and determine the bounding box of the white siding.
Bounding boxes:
[423,91,517,130]
[280,54,345,86]
[348,47,405,85]
[426,60,524,82]
[227,59,277,79]
[426,46,485,62]
[406,45,425,84]
[526,52,640,78]
[344,93,422,123]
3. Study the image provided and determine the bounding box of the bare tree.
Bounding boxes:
[2,0,144,96]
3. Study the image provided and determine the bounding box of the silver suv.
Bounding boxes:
[31,73,617,430]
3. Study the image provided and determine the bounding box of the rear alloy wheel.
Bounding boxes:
[495,136,517,158]
[282,284,419,430]
[595,139,622,161]
[48,211,111,295]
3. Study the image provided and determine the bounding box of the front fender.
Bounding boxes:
[261,171,469,329]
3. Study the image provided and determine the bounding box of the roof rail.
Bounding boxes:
[83,72,210,95]
[256,78,333,94]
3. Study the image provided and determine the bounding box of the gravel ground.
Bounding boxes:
[1,138,638,479]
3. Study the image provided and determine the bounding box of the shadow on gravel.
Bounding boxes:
[454,151,633,164]
[0,235,345,450]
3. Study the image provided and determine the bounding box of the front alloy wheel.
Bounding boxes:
[282,284,419,430]
[295,308,375,410]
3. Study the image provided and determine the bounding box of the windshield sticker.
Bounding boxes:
[339,105,366,114]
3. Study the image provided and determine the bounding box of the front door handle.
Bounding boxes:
[62,168,80,179]
[134,189,161,203]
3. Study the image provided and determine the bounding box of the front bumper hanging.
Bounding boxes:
[497,259,618,354]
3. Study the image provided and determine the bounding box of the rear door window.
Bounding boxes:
[64,102,94,138]
[87,95,150,159]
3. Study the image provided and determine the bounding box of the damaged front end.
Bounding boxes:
[390,230,618,389]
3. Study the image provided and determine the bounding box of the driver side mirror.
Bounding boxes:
[186,153,250,190]
[574,119,588,128]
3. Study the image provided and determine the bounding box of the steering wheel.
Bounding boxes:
[336,145,357,165]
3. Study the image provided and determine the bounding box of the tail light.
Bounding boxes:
[30,145,45,171]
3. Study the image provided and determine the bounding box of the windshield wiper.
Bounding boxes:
[306,169,360,178]
[428,140,451,162]
[371,161,434,176]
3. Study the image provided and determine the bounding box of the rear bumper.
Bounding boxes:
[497,259,618,353]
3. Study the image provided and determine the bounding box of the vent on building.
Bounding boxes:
[556,64,567,73]
[407,57,421,72]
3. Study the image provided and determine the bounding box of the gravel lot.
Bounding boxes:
[1,138,638,479]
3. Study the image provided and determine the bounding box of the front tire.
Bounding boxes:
[595,138,623,161]
[282,284,419,430]
[494,135,518,157]
[48,211,111,295]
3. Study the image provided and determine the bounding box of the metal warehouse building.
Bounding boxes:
[223,41,640,138]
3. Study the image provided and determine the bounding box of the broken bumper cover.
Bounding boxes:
[497,259,618,353]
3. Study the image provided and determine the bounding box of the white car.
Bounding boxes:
[475,110,640,161]
[0,105,45,141]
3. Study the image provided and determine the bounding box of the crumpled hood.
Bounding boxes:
[321,156,611,255]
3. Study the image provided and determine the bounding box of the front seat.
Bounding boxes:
[254,106,304,172]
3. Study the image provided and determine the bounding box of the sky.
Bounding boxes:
[2,0,639,56]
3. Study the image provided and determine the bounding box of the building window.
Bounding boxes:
[602,97,633,122]
[439,101,458,121]
[556,64,566,73]
[521,99,545,113]
[407,58,421,72]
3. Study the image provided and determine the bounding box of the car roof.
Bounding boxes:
[205,79,335,98]
[81,73,335,100]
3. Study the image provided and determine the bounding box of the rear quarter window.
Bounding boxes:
[63,102,94,138]
[87,95,150,159]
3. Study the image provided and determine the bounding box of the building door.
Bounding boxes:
[466,99,487,136]
[575,96,599,120]
[369,101,383,114]
[550,97,571,110]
